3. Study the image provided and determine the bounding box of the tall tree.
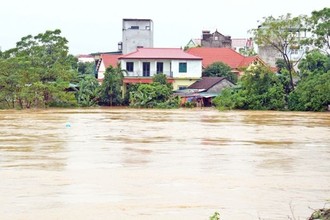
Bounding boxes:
[0,57,20,108]
[307,7,330,54]
[2,29,77,108]
[250,14,306,90]
[298,49,330,78]
[213,66,286,110]
[77,61,95,76]
[99,65,124,106]
[76,74,100,107]
[203,62,237,83]
[288,71,330,111]
[288,50,330,111]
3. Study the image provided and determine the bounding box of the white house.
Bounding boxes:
[231,38,254,53]
[77,54,95,63]
[95,54,121,81]
[118,48,202,90]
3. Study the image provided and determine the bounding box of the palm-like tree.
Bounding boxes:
[77,75,100,107]
[99,64,126,106]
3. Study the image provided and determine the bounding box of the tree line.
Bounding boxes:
[213,7,330,111]
[0,7,329,111]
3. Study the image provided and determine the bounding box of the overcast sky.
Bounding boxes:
[0,0,328,55]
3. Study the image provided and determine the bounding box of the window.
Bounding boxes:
[130,26,139,29]
[126,62,134,72]
[178,86,187,90]
[143,62,150,77]
[145,26,150,30]
[214,36,219,40]
[157,62,163,74]
[179,62,187,73]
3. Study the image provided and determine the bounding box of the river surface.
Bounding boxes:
[0,108,329,220]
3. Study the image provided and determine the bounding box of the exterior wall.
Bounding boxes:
[257,28,307,68]
[97,62,106,80]
[172,79,199,91]
[171,60,202,78]
[122,19,153,54]
[120,59,202,79]
[258,45,306,69]
[232,38,254,53]
[78,57,94,63]
[207,80,234,93]
[258,45,282,67]
[120,59,173,77]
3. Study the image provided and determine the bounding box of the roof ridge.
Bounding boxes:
[205,77,225,88]
[119,48,202,60]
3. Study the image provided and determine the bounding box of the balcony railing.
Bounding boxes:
[125,70,173,78]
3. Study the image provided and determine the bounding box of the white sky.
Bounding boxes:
[0,0,328,55]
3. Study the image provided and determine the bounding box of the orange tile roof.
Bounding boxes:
[119,48,202,60]
[270,66,278,73]
[101,54,121,68]
[239,56,258,67]
[186,47,258,69]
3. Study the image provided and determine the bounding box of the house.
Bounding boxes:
[174,77,235,107]
[185,38,201,49]
[184,30,232,49]
[201,30,232,48]
[118,48,203,91]
[95,54,122,81]
[77,54,94,63]
[231,38,254,53]
[188,77,234,93]
[186,47,268,76]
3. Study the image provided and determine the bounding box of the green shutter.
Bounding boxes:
[179,63,187,73]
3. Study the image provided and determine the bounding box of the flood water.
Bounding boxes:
[0,108,329,220]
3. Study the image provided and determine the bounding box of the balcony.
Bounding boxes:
[125,70,173,78]
[123,71,174,84]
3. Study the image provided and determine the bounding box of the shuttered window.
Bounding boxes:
[179,62,187,73]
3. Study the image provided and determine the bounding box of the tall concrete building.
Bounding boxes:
[121,18,154,54]
[256,25,308,68]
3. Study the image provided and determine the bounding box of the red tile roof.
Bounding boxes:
[270,66,278,73]
[119,48,202,60]
[186,47,259,69]
[101,54,121,68]
[239,56,258,67]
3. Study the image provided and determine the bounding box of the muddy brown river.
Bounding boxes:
[0,108,329,220]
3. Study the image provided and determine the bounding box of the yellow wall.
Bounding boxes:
[172,78,200,91]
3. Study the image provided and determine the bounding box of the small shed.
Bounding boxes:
[188,77,234,93]
[174,77,234,107]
